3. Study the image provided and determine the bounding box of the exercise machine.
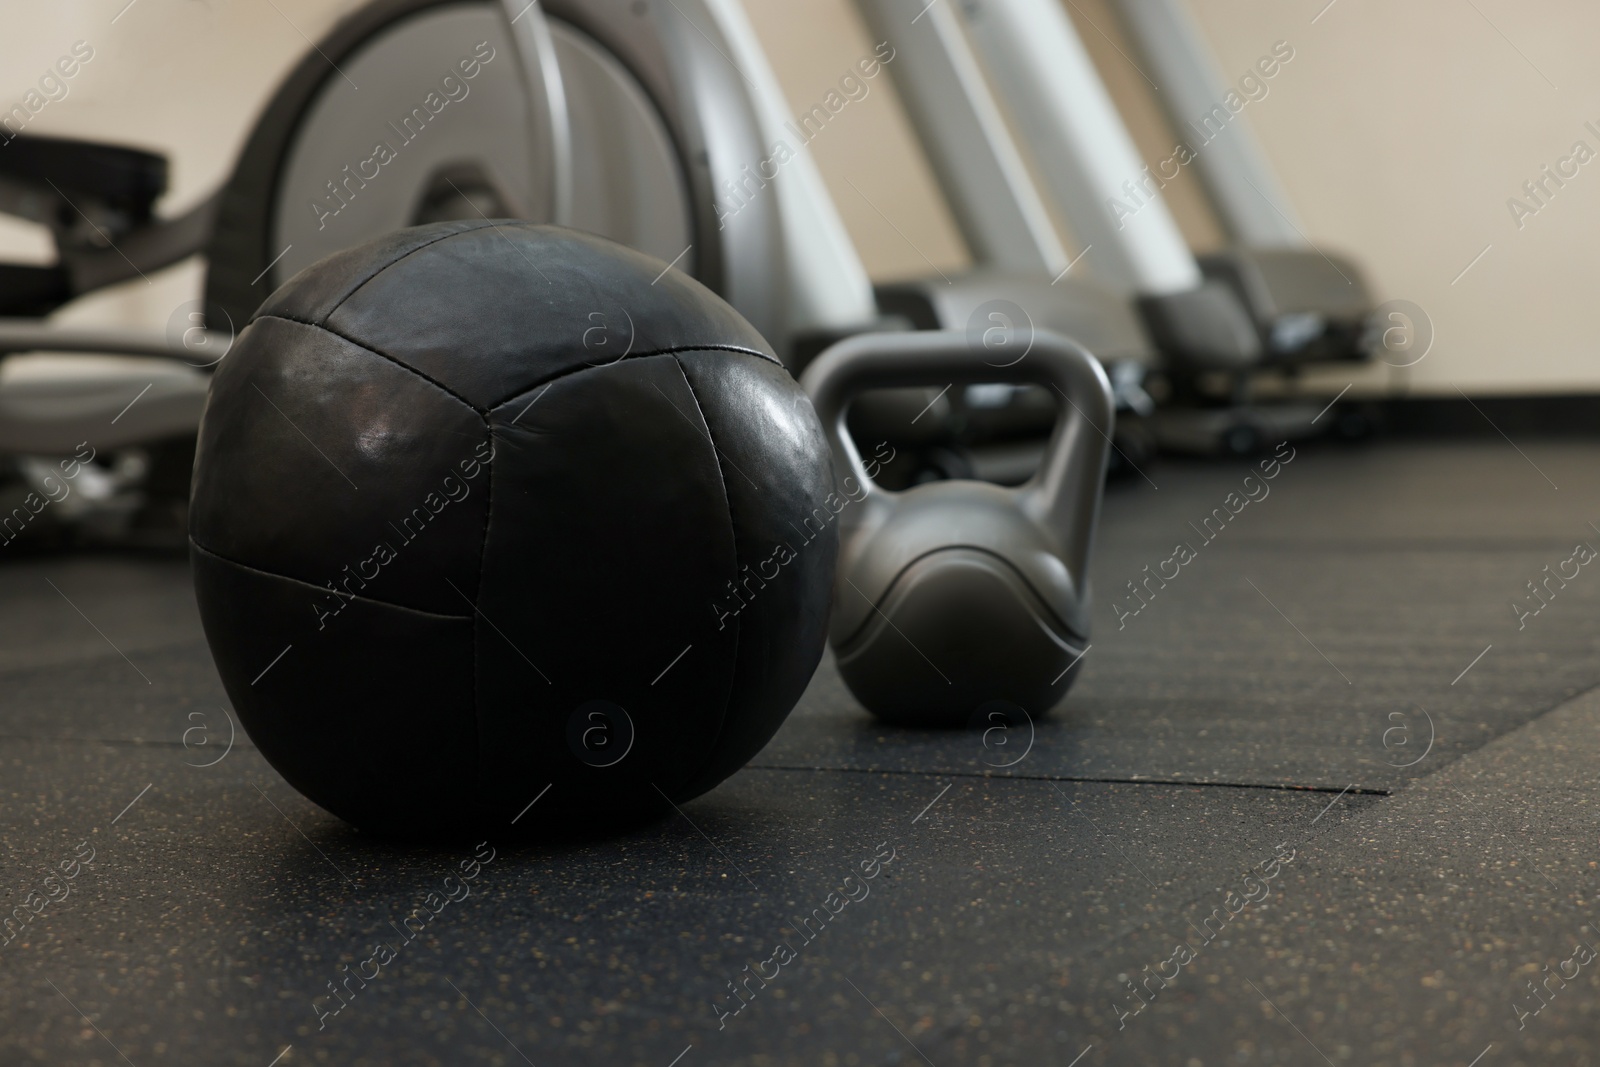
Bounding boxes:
[828,0,1172,479]
[0,136,225,545]
[861,0,1256,367]
[0,0,885,543]
[5,0,1321,542]
[213,0,1037,481]
[951,0,1374,451]
[205,0,880,366]
[1108,0,1375,366]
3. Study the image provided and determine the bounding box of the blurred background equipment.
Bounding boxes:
[0,0,1553,544]
[0,135,221,547]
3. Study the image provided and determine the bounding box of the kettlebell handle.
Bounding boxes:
[799,328,1115,587]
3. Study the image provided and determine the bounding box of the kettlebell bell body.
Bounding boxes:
[801,330,1114,726]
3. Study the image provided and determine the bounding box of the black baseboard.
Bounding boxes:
[1364,394,1600,437]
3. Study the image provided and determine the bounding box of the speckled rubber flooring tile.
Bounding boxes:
[4,439,1600,1066]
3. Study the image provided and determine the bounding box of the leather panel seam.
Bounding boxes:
[486,344,780,412]
[189,538,476,621]
[252,313,487,415]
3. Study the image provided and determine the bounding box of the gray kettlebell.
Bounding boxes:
[800,329,1114,726]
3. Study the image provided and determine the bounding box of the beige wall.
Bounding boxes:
[4,1,1598,395]
[1105,0,1600,396]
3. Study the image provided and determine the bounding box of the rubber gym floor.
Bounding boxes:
[4,435,1599,1067]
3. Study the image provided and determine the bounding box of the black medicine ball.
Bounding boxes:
[189,221,836,839]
